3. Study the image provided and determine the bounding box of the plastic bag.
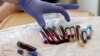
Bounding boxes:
[0,14,96,56]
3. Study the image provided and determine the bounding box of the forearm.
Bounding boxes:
[2,0,20,4]
[0,2,19,21]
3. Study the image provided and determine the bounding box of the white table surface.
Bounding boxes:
[0,17,100,56]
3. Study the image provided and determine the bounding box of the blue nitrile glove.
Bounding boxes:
[16,0,79,28]
[28,51,37,56]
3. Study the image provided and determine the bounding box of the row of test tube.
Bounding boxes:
[40,24,92,47]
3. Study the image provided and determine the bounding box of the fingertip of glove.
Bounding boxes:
[73,4,79,9]
[64,15,70,22]
[39,22,46,28]
[66,18,70,22]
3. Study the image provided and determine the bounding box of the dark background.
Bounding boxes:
[0,0,3,5]
[42,0,58,3]
[42,0,77,4]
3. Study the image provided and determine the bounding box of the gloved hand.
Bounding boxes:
[16,0,79,28]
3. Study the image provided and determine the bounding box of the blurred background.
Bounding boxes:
[0,0,100,29]
[0,0,99,16]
